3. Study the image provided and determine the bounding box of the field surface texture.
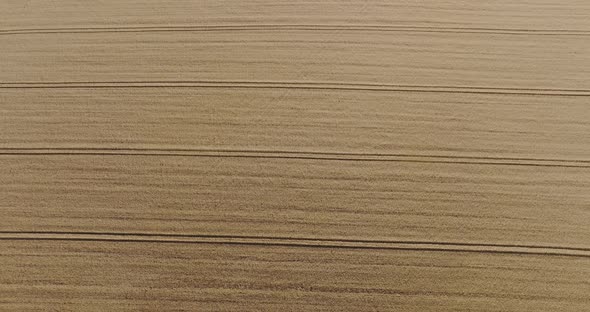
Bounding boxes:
[1,1,589,311]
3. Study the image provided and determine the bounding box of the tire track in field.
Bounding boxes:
[1,81,589,96]
[1,24,590,36]
[0,148,588,168]
[1,231,589,258]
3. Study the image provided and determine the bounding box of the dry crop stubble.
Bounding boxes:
[1,0,589,311]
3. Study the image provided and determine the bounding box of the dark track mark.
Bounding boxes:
[1,82,588,96]
[2,147,588,164]
[0,152,587,168]
[1,24,589,36]
[2,231,588,253]
[1,236,588,259]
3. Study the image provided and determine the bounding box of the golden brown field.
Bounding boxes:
[1,1,589,311]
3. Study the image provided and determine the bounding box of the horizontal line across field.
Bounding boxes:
[1,81,589,96]
[1,24,589,36]
[1,231,588,258]
[1,148,588,168]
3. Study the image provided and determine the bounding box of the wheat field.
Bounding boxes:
[1,1,589,311]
